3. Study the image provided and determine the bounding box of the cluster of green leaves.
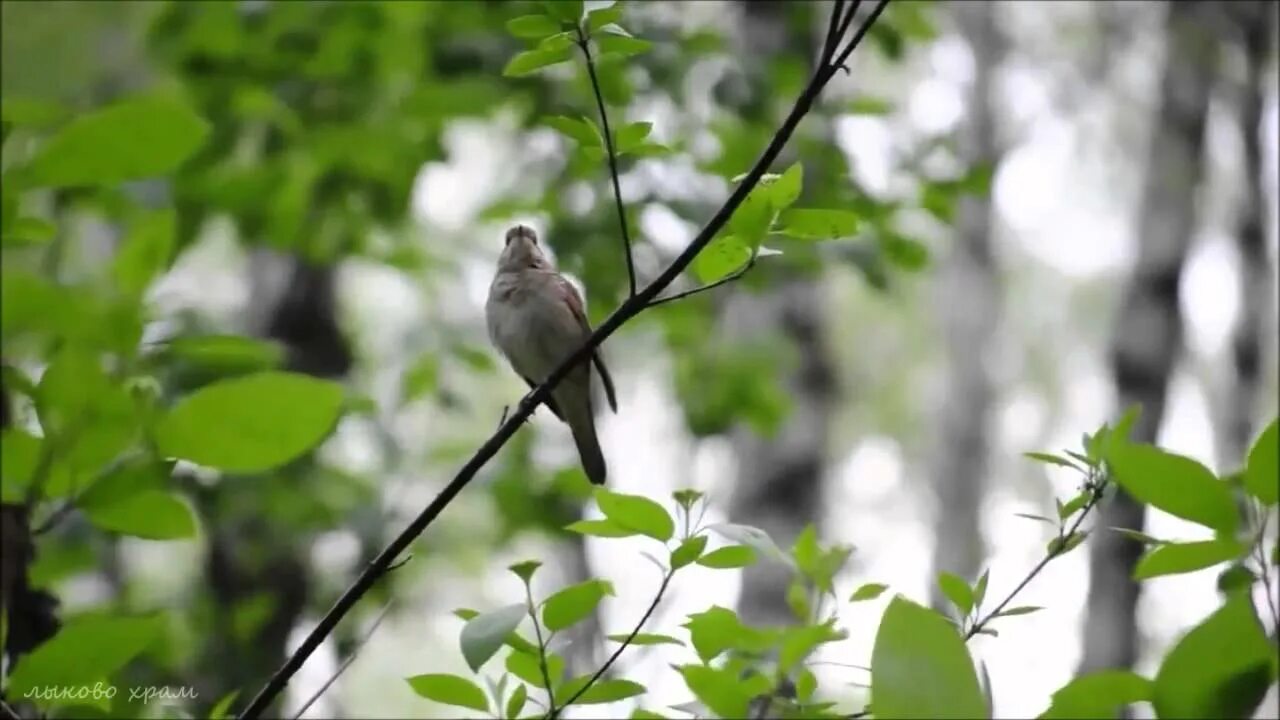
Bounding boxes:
[406,411,1279,719]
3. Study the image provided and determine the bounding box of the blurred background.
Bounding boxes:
[2,0,1277,718]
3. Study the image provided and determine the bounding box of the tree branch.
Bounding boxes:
[289,600,394,720]
[576,26,638,298]
[528,585,558,716]
[549,569,674,718]
[237,4,890,716]
[646,253,758,308]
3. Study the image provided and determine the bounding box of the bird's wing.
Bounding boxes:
[554,274,619,413]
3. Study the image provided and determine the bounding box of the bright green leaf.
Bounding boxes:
[682,606,771,663]
[507,14,561,38]
[696,545,757,569]
[542,0,583,23]
[677,664,752,719]
[155,371,344,473]
[938,572,975,616]
[1024,452,1083,470]
[113,209,175,297]
[1047,531,1088,556]
[691,234,752,283]
[7,614,163,699]
[586,6,623,32]
[871,596,987,719]
[405,674,489,713]
[509,561,542,584]
[23,95,209,188]
[779,620,844,672]
[671,535,708,569]
[1244,418,1277,505]
[208,690,239,719]
[542,579,613,632]
[1058,491,1090,520]
[566,518,636,537]
[460,603,526,672]
[606,632,683,646]
[1039,671,1153,719]
[992,606,1043,619]
[2,216,56,247]
[163,335,285,374]
[506,648,564,687]
[848,96,895,115]
[1108,444,1238,534]
[594,488,674,541]
[559,677,645,705]
[776,208,860,240]
[973,570,990,609]
[615,121,653,153]
[882,232,931,270]
[504,47,573,77]
[505,683,527,719]
[1153,593,1274,719]
[770,162,804,211]
[850,582,889,602]
[597,32,651,58]
[1133,539,1246,580]
[82,490,196,540]
[543,115,602,147]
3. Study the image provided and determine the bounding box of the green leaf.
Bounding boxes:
[1,97,67,128]
[504,47,573,77]
[691,234,752,283]
[405,674,489,713]
[155,371,344,473]
[1039,671,1153,719]
[543,115,603,147]
[696,545,757,569]
[597,32,651,58]
[938,572,975,616]
[676,664,753,719]
[682,606,771,663]
[1244,418,1277,505]
[586,6,623,32]
[559,677,645,705]
[606,632,683,646]
[1153,592,1275,719]
[2,216,56,247]
[507,14,561,38]
[1132,539,1246,580]
[959,163,995,197]
[542,579,613,632]
[1109,527,1169,546]
[506,648,564,687]
[1047,531,1088,556]
[113,209,175,297]
[707,523,790,564]
[460,603,526,672]
[672,488,704,509]
[671,535,708,569]
[22,95,209,188]
[992,606,1043,619]
[973,570,989,609]
[779,620,845,672]
[770,162,804,211]
[505,683,527,719]
[850,582,889,602]
[7,614,163,699]
[208,690,239,719]
[594,488,674,541]
[615,121,653,153]
[1014,513,1057,526]
[1024,452,1083,470]
[82,489,196,540]
[871,596,987,719]
[163,335,286,374]
[509,561,542,584]
[566,518,637,537]
[1108,443,1238,534]
[882,232,931,270]
[1216,564,1257,595]
[542,0,584,23]
[776,208,860,240]
[849,96,895,115]
[1058,491,1089,520]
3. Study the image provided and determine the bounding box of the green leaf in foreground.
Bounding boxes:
[607,632,683,646]
[155,371,344,473]
[405,674,489,713]
[542,579,613,632]
[459,602,526,672]
[850,582,888,601]
[696,545,757,569]
[776,208,860,240]
[7,614,163,699]
[671,535,708,569]
[1039,671,1152,719]
[505,683,527,719]
[504,47,573,77]
[1132,539,1245,580]
[566,518,636,537]
[163,334,286,374]
[677,664,753,719]
[597,32,652,58]
[938,571,975,616]
[691,234,752,284]
[1153,592,1274,719]
[871,596,987,719]
[594,488,674,541]
[82,490,196,540]
[1244,417,1277,505]
[23,95,209,188]
[506,14,561,38]
[1108,443,1238,534]
[559,676,646,705]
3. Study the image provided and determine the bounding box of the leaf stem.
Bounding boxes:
[646,253,758,308]
[575,26,637,298]
[527,585,558,717]
[289,600,395,720]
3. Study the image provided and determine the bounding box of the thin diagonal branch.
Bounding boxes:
[576,26,637,298]
[290,601,395,720]
[832,0,886,72]
[528,585,558,716]
[237,4,889,716]
[548,569,674,718]
[646,254,758,308]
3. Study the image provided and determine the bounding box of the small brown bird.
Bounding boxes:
[485,225,618,484]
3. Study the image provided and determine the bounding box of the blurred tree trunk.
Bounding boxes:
[1081,1,1221,680]
[927,0,1005,611]
[1221,0,1275,466]
[726,0,838,627]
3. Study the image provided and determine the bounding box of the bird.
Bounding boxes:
[485,224,618,485]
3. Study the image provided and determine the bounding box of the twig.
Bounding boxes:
[289,601,395,720]
[1252,506,1278,629]
[527,586,558,716]
[236,4,889,716]
[576,26,637,298]
[965,470,1109,640]
[646,254,758,308]
[832,0,886,72]
[0,698,20,720]
[549,569,675,718]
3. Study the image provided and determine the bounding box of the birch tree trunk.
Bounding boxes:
[1080,0,1221,678]
[928,0,1005,610]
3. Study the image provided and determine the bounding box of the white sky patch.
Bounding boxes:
[1181,233,1242,360]
[836,116,893,196]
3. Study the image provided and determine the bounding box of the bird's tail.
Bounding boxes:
[564,395,607,485]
